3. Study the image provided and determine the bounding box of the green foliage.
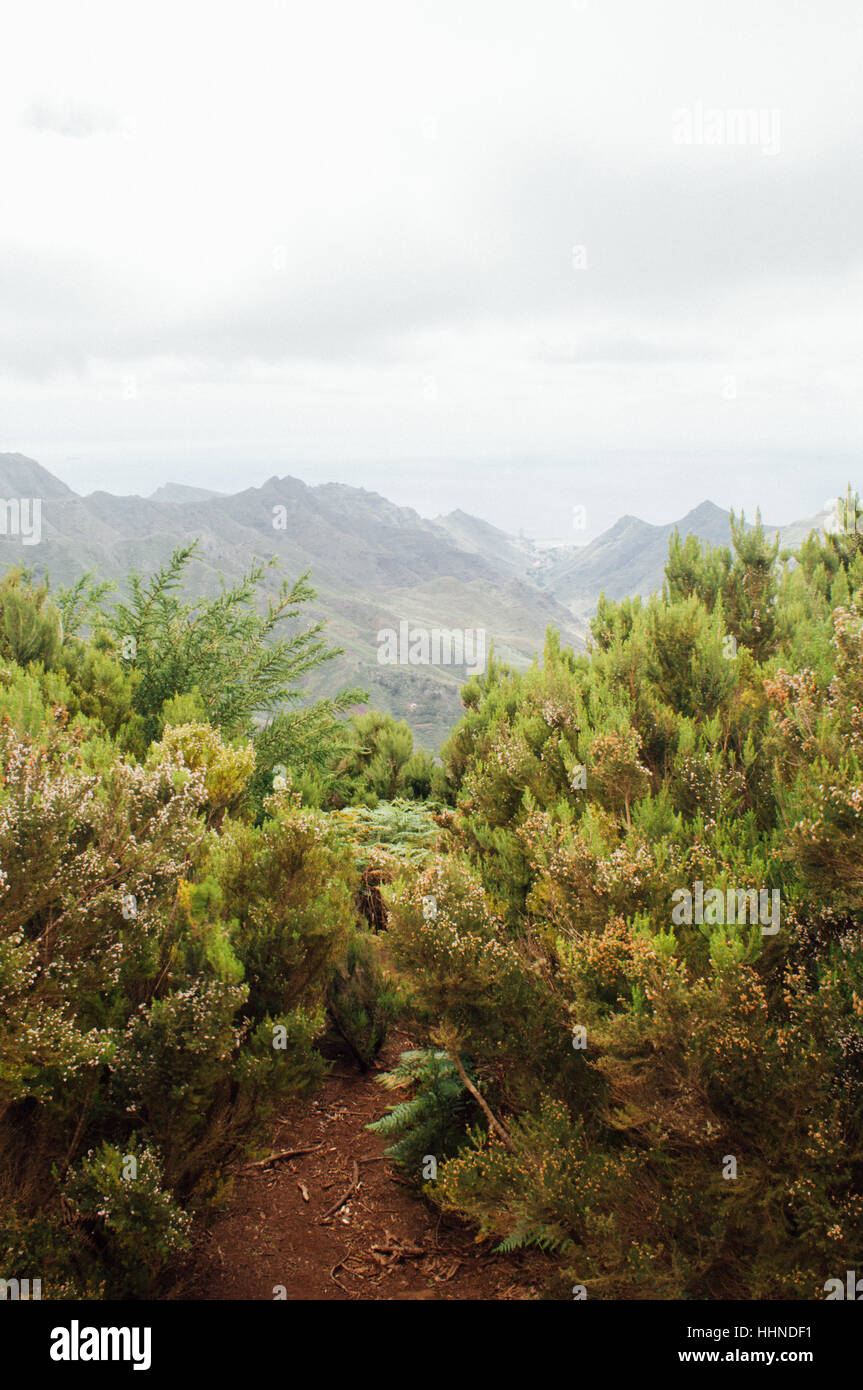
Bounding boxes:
[723,510,780,662]
[148,721,256,821]
[331,798,441,870]
[194,795,358,1025]
[61,1142,193,1299]
[105,541,365,759]
[367,1050,472,1174]
[326,710,435,807]
[382,496,863,1298]
[326,929,403,1069]
[5,491,863,1303]
[0,568,62,667]
[328,797,442,933]
[0,554,366,1298]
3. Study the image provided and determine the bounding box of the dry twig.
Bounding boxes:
[320,1159,360,1222]
[243,1144,322,1171]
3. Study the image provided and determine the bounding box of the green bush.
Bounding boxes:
[381,493,863,1298]
[326,929,403,1069]
[0,565,364,1297]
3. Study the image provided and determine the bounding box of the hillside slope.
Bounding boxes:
[0,455,579,747]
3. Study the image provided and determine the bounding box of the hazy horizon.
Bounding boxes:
[9,445,851,545]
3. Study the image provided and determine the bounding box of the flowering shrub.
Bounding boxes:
[0,593,359,1294]
[377,502,863,1298]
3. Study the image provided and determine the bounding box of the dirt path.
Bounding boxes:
[182,1031,543,1301]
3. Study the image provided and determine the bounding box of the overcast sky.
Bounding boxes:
[1,0,860,539]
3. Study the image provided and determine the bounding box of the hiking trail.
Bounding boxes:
[183,1030,541,1301]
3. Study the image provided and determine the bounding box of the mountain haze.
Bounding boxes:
[542,500,766,621]
[0,455,579,746]
[0,455,833,745]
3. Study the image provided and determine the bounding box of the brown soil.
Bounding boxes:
[182,1030,544,1301]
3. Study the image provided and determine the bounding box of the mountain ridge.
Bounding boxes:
[0,454,836,745]
[0,454,578,746]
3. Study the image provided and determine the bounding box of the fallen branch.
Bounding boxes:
[330,1254,350,1294]
[320,1159,360,1222]
[372,1241,425,1259]
[443,1029,515,1152]
[243,1144,323,1171]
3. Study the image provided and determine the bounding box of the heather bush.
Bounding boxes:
[0,567,364,1297]
[376,494,863,1299]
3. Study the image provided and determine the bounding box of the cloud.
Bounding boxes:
[532,330,726,367]
[22,96,125,139]
[0,0,861,503]
[2,131,861,379]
